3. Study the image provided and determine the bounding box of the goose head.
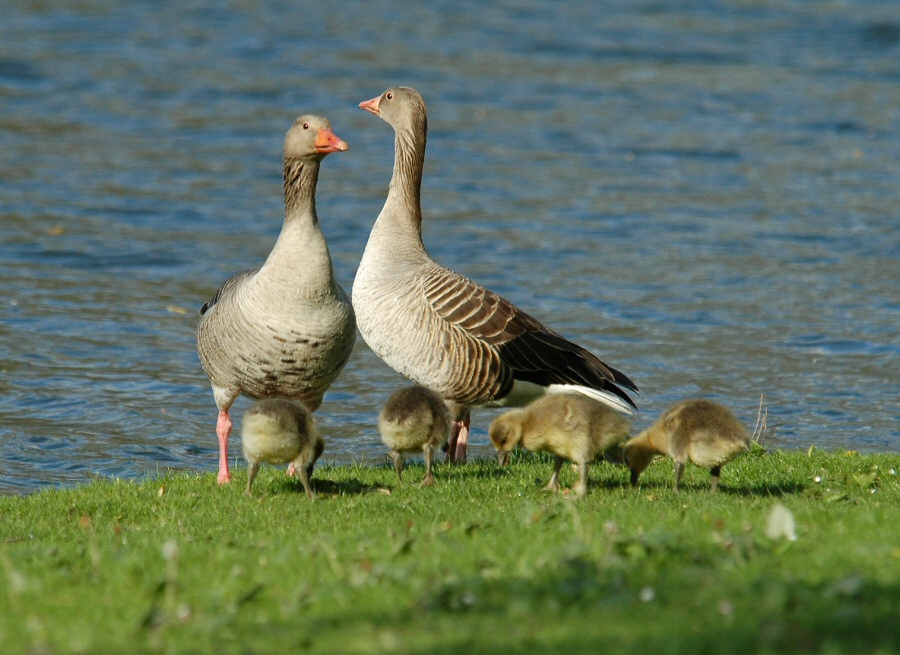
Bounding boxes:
[359,86,427,134]
[284,115,349,160]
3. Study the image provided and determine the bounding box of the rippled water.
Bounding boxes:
[2,0,898,494]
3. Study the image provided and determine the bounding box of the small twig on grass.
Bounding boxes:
[751,394,768,445]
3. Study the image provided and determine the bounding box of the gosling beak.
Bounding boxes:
[358,95,381,116]
[497,450,510,466]
[315,127,349,154]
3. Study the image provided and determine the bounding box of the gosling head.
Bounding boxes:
[622,439,657,485]
[488,412,525,466]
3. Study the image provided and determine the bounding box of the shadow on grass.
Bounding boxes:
[624,481,809,497]
[263,475,391,498]
[721,482,809,496]
[436,463,508,482]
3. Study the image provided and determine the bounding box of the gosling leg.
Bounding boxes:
[710,465,722,492]
[543,456,565,493]
[297,461,315,500]
[674,461,685,493]
[573,461,589,499]
[245,461,260,497]
[390,450,404,485]
[420,444,435,488]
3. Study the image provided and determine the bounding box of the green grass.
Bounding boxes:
[2,447,900,654]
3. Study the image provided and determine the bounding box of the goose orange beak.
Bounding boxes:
[315,127,349,153]
[359,96,381,116]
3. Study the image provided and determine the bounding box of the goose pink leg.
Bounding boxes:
[216,410,233,484]
[446,412,471,464]
[454,413,470,463]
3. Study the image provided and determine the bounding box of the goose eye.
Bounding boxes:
[385,92,393,100]
[302,122,310,129]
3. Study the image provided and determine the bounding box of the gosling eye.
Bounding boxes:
[302,122,310,130]
[385,92,393,100]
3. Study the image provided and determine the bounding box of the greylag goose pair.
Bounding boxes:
[354,87,638,462]
[197,92,637,484]
[197,116,355,484]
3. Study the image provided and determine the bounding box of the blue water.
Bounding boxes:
[1,0,898,494]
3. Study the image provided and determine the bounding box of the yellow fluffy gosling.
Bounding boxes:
[488,393,632,498]
[241,398,323,498]
[378,386,451,487]
[623,398,750,492]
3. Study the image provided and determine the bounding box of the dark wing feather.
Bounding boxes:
[199,269,257,316]
[422,265,637,408]
[497,330,638,408]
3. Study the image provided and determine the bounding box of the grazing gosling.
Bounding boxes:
[623,398,750,492]
[378,386,451,487]
[489,393,632,498]
[241,398,323,499]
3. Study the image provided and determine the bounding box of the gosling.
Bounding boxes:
[488,393,632,498]
[623,398,750,492]
[378,385,451,487]
[241,398,323,499]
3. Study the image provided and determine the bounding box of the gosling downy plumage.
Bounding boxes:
[489,392,632,498]
[241,398,323,498]
[623,398,751,492]
[197,115,355,484]
[354,86,637,465]
[378,385,451,487]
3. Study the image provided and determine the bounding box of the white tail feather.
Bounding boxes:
[546,384,637,417]
[487,381,637,417]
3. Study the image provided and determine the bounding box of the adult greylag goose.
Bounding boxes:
[354,86,637,463]
[197,115,355,484]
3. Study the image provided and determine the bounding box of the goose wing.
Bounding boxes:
[199,269,257,316]
[422,266,637,407]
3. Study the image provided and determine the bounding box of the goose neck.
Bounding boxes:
[387,125,425,220]
[283,157,321,222]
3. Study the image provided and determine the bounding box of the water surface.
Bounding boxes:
[2,0,898,493]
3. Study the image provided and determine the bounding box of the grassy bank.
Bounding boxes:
[2,447,899,654]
